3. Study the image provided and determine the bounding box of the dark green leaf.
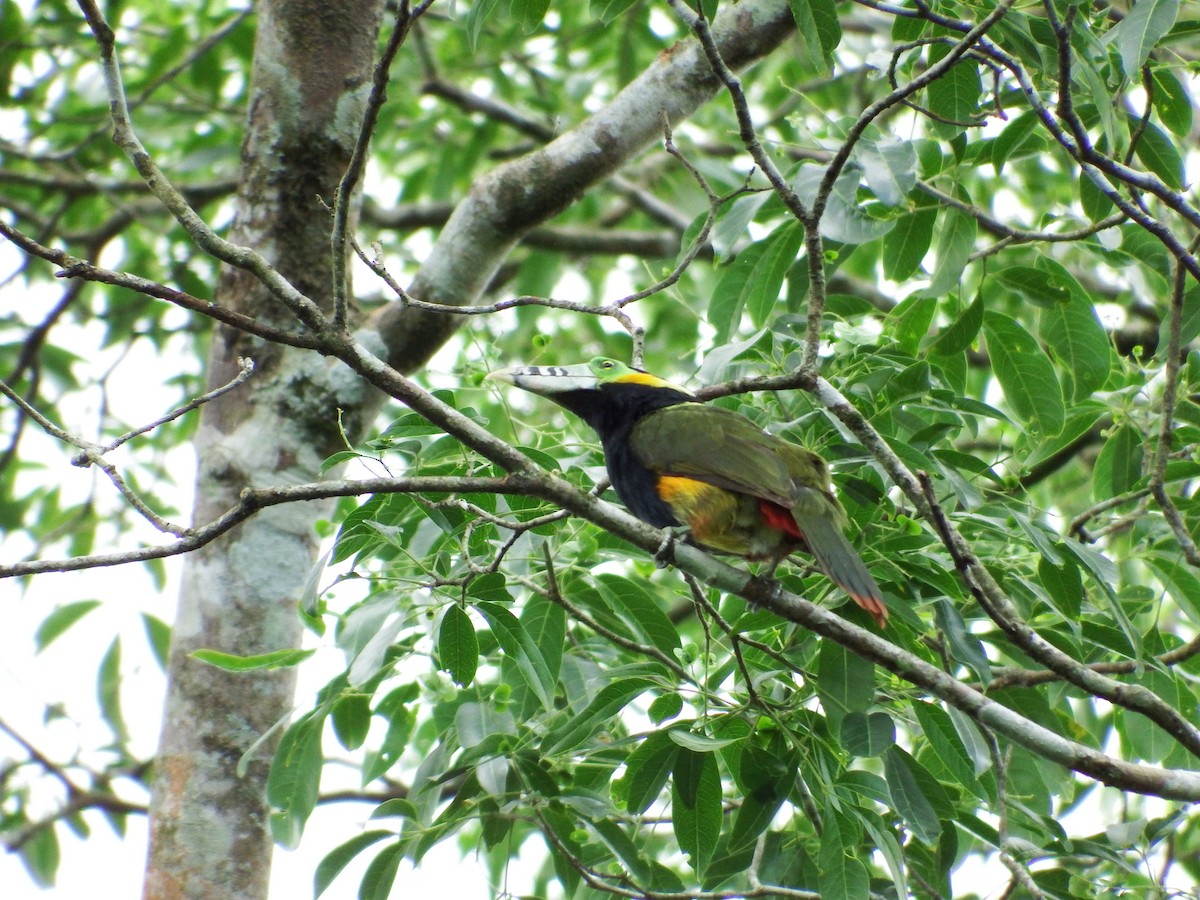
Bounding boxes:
[268,712,326,849]
[475,600,556,711]
[884,746,943,845]
[437,604,479,687]
[912,701,991,800]
[1093,425,1144,501]
[358,841,404,900]
[622,730,678,814]
[546,676,657,753]
[1130,117,1185,189]
[1038,289,1113,400]
[818,802,870,899]
[929,292,984,357]
[590,0,641,23]
[982,311,1065,437]
[882,203,937,281]
[816,639,875,730]
[841,711,896,758]
[746,220,804,328]
[672,748,722,876]
[1149,65,1193,135]
[331,692,372,752]
[314,831,393,898]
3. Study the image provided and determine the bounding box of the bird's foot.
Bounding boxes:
[653,525,691,569]
[743,573,782,608]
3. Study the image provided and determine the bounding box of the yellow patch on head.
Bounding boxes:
[616,371,688,391]
[589,357,691,394]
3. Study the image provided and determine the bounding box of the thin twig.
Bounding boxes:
[331,0,431,329]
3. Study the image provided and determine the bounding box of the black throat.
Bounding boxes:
[554,383,693,528]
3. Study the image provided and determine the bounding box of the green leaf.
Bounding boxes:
[35,600,101,652]
[596,573,680,654]
[1120,669,1187,763]
[97,637,129,744]
[358,841,404,900]
[746,220,805,328]
[314,831,393,898]
[928,293,984,356]
[886,295,937,355]
[622,730,678,814]
[925,43,981,137]
[1101,0,1179,76]
[362,686,417,784]
[794,165,894,244]
[818,802,870,900]
[982,311,1065,437]
[649,692,684,724]
[511,0,552,32]
[990,110,1044,174]
[934,598,991,683]
[841,711,896,757]
[883,203,937,281]
[475,600,556,711]
[1149,65,1193,136]
[508,590,565,717]
[1038,287,1113,401]
[884,746,943,845]
[546,676,657,754]
[1093,425,1144,501]
[672,748,722,876]
[590,0,641,23]
[437,604,479,686]
[709,240,769,343]
[141,613,171,670]
[268,712,326,849]
[912,701,991,800]
[788,0,837,71]
[19,821,60,888]
[1130,116,1185,189]
[926,205,977,297]
[668,729,741,752]
[859,139,918,207]
[995,265,1073,307]
[191,647,317,671]
[1142,552,1200,628]
[331,692,372,752]
[1079,170,1117,221]
[816,639,875,730]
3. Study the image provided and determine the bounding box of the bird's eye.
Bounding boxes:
[600,360,613,369]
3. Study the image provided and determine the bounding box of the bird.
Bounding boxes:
[487,357,887,627]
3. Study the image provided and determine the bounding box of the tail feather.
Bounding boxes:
[796,513,887,627]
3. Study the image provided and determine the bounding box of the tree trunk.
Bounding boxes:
[143,2,385,896]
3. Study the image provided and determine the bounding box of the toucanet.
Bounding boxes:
[488,357,887,626]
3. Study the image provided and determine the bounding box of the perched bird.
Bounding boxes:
[488,357,887,626]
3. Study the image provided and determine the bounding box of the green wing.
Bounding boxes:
[631,402,885,623]
[628,403,837,513]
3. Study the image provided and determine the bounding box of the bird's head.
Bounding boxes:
[487,357,693,428]
[487,357,690,396]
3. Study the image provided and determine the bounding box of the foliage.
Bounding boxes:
[3,0,1200,897]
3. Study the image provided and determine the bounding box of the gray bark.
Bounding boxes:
[142,2,385,896]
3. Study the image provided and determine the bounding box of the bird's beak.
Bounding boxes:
[486,364,600,395]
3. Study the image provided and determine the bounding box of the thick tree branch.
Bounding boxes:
[372,0,797,374]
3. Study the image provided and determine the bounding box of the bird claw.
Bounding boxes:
[743,573,782,608]
[653,526,690,568]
